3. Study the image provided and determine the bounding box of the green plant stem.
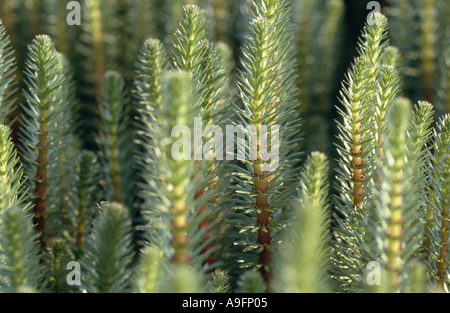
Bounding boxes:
[296,0,313,111]
[348,57,370,208]
[89,0,105,94]
[28,0,40,38]
[76,201,85,247]
[437,194,449,290]
[163,70,195,264]
[384,97,412,293]
[111,139,122,203]
[425,116,450,256]
[375,65,398,184]
[421,0,436,103]
[170,197,190,264]
[0,126,10,192]
[213,0,226,42]
[387,174,402,292]
[35,106,49,247]
[254,156,271,282]
[351,98,364,208]
[437,155,450,290]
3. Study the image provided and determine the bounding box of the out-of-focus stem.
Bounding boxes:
[90,0,105,94]
[35,108,49,247]
[421,0,436,103]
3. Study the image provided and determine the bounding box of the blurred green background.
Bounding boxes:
[0,0,440,185]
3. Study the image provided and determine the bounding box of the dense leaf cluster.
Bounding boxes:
[1,0,450,293]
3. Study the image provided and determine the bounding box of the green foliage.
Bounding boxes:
[172,4,206,74]
[159,263,204,293]
[235,270,266,293]
[0,204,42,292]
[293,0,344,158]
[96,71,135,208]
[134,38,167,120]
[69,150,102,257]
[367,97,418,293]
[0,125,26,207]
[427,153,450,290]
[274,152,330,293]
[205,269,231,293]
[42,237,75,293]
[131,245,163,293]
[5,0,450,294]
[231,0,300,290]
[0,20,17,124]
[82,202,134,293]
[139,70,199,264]
[19,34,70,246]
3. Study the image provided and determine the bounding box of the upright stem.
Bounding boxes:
[173,6,210,266]
[0,128,9,194]
[387,175,402,292]
[425,117,450,256]
[375,65,398,184]
[296,0,312,112]
[170,200,190,264]
[384,98,412,293]
[213,0,226,42]
[90,0,105,94]
[76,206,85,247]
[111,132,123,203]
[28,0,40,38]
[421,0,436,103]
[194,162,214,267]
[56,0,69,56]
[162,71,194,265]
[0,162,7,189]
[35,109,49,247]
[254,159,271,283]
[251,95,273,285]
[0,0,14,29]
[351,104,364,208]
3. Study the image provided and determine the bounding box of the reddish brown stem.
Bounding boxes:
[421,0,435,104]
[253,160,271,286]
[35,122,49,248]
[91,2,105,95]
[195,185,214,267]
[351,111,364,208]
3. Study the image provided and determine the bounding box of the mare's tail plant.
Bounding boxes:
[81,202,134,293]
[96,71,136,209]
[172,4,233,269]
[140,70,203,268]
[19,35,68,248]
[0,179,41,292]
[366,97,423,293]
[232,0,300,289]
[274,151,331,293]
[330,55,375,292]
[0,125,25,207]
[6,0,450,294]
